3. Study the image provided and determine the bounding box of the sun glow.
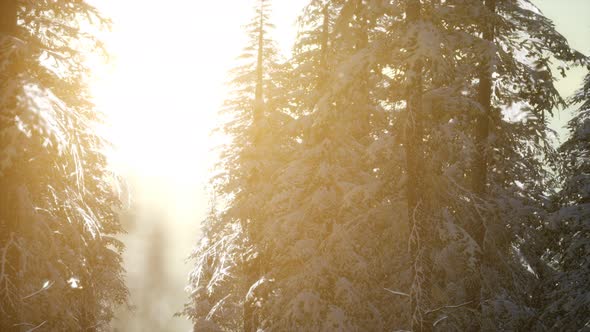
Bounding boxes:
[89,1,304,183]
[89,3,235,182]
[84,1,306,330]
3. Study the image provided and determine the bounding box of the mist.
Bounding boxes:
[112,176,203,331]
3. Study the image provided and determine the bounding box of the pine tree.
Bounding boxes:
[362,0,584,329]
[362,1,487,329]
[542,69,590,330]
[0,0,127,330]
[255,1,396,329]
[182,1,291,330]
[465,1,584,329]
[183,1,587,330]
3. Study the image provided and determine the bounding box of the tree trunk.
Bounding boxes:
[0,1,20,330]
[0,0,17,34]
[353,1,370,140]
[319,3,329,83]
[254,0,265,123]
[244,2,265,331]
[404,1,431,331]
[470,0,496,330]
[473,0,495,198]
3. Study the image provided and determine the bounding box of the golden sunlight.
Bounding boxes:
[90,1,303,180]
[86,1,305,330]
[2,0,588,331]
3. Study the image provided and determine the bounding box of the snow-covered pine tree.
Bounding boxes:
[360,0,584,329]
[184,1,586,330]
[362,1,488,329]
[399,0,585,329]
[250,1,401,330]
[288,1,489,329]
[541,69,590,330]
[0,1,127,330]
[463,2,585,329]
[183,1,292,331]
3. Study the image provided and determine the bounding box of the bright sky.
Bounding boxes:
[533,0,590,133]
[92,1,305,180]
[85,1,588,330]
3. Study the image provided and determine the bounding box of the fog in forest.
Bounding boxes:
[112,176,202,331]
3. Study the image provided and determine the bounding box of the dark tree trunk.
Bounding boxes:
[320,3,329,83]
[244,2,266,331]
[0,0,17,33]
[404,1,431,331]
[0,0,18,75]
[469,0,496,330]
[0,1,20,330]
[473,0,495,198]
[254,0,265,123]
[353,0,370,140]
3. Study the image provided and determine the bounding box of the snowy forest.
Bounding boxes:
[1,0,589,331]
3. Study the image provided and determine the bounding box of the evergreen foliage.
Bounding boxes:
[0,1,127,330]
[182,1,292,330]
[184,0,588,331]
[542,69,590,330]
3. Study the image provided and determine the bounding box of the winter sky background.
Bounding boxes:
[85,0,589,330]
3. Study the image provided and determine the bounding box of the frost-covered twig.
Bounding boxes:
[433,315,448,326]
[22,280,54,300]
[206,294,231,321]
[407,199,422,253]
[383,287,410,298]
[426,300,473,315]
[0,233,18,308]
[0,233,16,282]
[25,321,46,332]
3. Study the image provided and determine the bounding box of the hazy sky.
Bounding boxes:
[533,0,590,134]
[534,0,590,55]
[86,1,588,331]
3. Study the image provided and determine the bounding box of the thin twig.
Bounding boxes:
[0,233,15,283]
[26,321,46,332]
[22,281,54,300]
[426,300,473,315]
[433,315,448,326]
[384,287,410,298]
